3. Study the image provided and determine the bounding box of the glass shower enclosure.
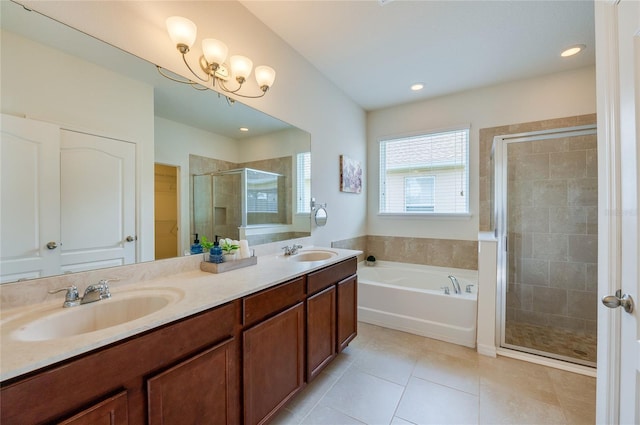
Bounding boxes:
[192,168,285,242]
[493,125,598,367]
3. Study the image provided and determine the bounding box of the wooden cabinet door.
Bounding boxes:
[337,275,358,352]
[307,286,336,381]
[243,302,304,425]
[147,337,237,425]
[58,391,128,425]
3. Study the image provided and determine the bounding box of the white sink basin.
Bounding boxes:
[10,288,183,342]
[287,250,338,262]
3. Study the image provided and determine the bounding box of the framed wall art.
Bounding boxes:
[339,155,362,194]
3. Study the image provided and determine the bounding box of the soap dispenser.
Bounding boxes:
[190,233,203,255]
[209,235,224,264]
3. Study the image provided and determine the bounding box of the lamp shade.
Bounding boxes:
[202,39,228,66]
[166,16,197,49]
[255,66,276,89]
[230,55,253,81]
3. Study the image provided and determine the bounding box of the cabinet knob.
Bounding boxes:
[46,241,58,250]
[125,235,137,242]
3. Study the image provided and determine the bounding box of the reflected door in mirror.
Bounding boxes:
[0,115,137,283]
[60,130,136,274]
[1,114,61,282]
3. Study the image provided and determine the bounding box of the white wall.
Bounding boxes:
[1,30,156,262]
[367,66,597,241]
[21,0,368,249]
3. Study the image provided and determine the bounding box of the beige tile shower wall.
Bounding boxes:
[478,114,597,231]
[505,133,598,336]
[332,236,477,270]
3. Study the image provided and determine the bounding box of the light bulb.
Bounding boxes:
[561,44,586,57]
[255,66,276,91]
[166,16,197,52]
[230,55,253,83]
[202,39,228,66]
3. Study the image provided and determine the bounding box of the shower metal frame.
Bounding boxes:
[493,124,597,367]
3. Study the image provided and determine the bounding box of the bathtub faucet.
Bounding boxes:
[447,275,462,294]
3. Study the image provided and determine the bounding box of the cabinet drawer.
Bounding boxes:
[243,277,305,327]
[307,257,357,295]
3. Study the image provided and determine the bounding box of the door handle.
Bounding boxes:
[602,289,634,313]
[46,241,58,250]
[125,235,137,242]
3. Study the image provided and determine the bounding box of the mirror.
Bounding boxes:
[0,2,311,283]
[314,208,328,227]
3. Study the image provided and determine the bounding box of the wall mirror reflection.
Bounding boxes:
[0,1,311,283]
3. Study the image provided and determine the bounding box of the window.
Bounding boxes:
[296,152,311,213]
[379,128,469,215]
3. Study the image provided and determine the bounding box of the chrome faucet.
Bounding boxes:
[49,279,117,308]
[80,279,112,304]
[448,275,462,294]
[48,285,81,308]
[282,244,303,256]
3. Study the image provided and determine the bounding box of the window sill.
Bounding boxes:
[377,213,472,220]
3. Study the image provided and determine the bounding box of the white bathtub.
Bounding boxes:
[357,261,478,348]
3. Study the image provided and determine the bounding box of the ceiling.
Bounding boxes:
[2,0,596,133]
[240,0,596,111]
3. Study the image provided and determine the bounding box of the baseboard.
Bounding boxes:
[476,343,497,357]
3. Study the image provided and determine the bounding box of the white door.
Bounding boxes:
[59,130,136,273]
[596,1,639,423]
[0,114,60,282]
[616,1,640,421]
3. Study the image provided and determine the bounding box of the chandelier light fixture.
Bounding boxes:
[158,16,276,98]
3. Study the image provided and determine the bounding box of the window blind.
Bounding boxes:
[296,152,311,213]
[379,128,469,214]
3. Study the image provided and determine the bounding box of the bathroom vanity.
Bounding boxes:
[0,250,359,425]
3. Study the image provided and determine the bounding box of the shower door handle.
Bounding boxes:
[602,289,634,313]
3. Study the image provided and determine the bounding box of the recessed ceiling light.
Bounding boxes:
[411,83,424,91]
[561,44,586,57]
[239,127,249,132]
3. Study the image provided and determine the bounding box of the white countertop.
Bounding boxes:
[0,248,361,382]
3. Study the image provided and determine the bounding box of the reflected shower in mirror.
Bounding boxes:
[190,137,311,246]
[0,1,311,283]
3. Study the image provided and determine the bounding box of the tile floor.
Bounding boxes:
[271,322,596,425]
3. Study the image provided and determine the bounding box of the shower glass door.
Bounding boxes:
[495,125,598,366]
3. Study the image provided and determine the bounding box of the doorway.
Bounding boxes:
[494,125,598,366]
[154,163,179,259]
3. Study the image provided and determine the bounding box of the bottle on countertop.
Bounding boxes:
[209,235,224,264]
[190,233,203,255]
